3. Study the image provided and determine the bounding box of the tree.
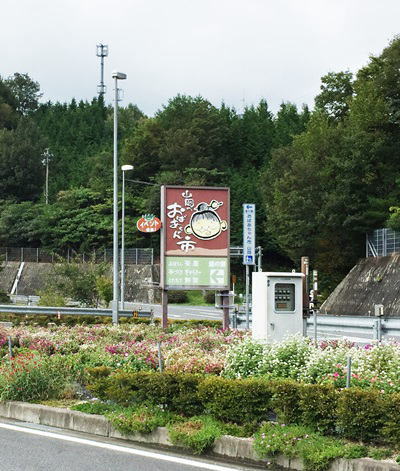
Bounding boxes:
[0,118,45,201]
[44,257,112,307]
[5,73,42,115]
[314,71,354,120]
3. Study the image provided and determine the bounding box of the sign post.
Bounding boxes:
[161,186,230,328]
[243,204,256,329]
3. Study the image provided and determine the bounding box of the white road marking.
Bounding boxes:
[0,422,241,471]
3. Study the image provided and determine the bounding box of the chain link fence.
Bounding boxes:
[0,247,154,265]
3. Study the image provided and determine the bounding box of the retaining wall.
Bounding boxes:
[321,254,400,316]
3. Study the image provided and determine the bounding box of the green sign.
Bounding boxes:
[166,256,228,288]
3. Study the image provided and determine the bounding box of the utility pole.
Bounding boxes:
[96,44,108,97]
[41,148,53,205]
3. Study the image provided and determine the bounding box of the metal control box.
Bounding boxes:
[252,272,304,342]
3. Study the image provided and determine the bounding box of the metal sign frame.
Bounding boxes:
[161,185,230,290]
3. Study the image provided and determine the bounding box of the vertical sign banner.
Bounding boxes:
[243,204,255,265]
[161,186,230,290]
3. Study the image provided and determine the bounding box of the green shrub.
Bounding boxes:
[168,291,189,303]
[86,371,203,416]
[337,388,386,442]
[300,384,338,434]
[203,291,215,304]
[109,404,172,434]
[380,392,400,445]
[269,379,303,424]
[168,416,224,454]
[198,376,272,424]
[367,447,393,460]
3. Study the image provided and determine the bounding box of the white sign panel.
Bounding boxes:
[243,203,255,265]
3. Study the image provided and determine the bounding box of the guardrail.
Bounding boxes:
[0,305,153,320]
[306,314,400,342]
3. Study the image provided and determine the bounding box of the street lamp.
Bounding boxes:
[41,148,53,205]
[112,70,127,325]
[120,164,134,310]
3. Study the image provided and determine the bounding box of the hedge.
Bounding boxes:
[85,370,400,445]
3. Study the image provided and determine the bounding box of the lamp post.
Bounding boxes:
[41,148,53,205]
[112,70,127,325]
[121,164,134,310]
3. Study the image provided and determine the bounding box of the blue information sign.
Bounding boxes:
[243,204,255,265]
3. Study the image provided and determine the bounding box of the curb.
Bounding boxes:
[0,401,399,471]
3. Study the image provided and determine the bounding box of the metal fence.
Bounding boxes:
[306,314,400,342]
[0,247,154,265]
[366,229,400,257]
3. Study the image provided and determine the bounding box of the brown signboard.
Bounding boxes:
[161,186,230,290]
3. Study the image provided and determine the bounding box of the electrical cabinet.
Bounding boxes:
[252,272,304,342]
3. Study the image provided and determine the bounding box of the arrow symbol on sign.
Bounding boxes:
[210,269,224,284]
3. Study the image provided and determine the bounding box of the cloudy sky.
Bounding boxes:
[3,0,400,115]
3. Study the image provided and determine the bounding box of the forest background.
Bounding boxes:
[2,37,400,296]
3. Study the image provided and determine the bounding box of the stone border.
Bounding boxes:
[0,402,399,471]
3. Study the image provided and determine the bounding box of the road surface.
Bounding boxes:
[0,419,264,471]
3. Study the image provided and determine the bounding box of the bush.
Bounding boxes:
[168,416,224,454]
[86,371,204,416]
[198,376,272,424]
[168,291,188,303]
[203,291,215,304]
[300,384,338,434]
[269,379,303,424]
[337,388,386,442]
[381,392,400,445]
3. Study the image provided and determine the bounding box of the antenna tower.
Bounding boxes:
[96,44,109,97]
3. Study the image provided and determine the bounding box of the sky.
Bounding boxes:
[3,0,400,116]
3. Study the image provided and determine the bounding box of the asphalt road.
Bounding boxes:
[125,302,224,321]
[0,420,263,471]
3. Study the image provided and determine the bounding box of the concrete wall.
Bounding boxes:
[0,262,19,293]
[321,254,400,317]
[1,262,160,304]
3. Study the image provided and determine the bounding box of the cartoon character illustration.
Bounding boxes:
[184,200,228,240]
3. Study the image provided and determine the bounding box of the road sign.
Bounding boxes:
[165,256,228,288]
[243,204,255,265]
[161,186,230,290]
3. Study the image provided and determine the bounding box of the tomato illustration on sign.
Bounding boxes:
[137,214,162,233]
[184,200,228,240]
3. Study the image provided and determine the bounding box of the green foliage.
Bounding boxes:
[198,376,272,424]
[337,388,386,442]
[269,380,303,425]
[168,290,189,304]
[0,353,73,402]
[43,258,112,307]
[71,401,119,415]
[37,290,66,307]
[86,371,203,417]
[254,422,367,471]
[299,384,338,434]
[168,415,224,454]
[381,392,400,445]
[108,404,172,434]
